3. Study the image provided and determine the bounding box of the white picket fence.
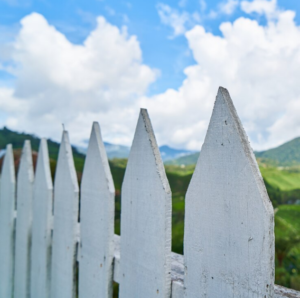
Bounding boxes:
[0,87,299,298]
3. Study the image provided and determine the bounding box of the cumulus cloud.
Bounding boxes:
[2,3,300,151]
[140,2,300,150]
[0,13,156,146]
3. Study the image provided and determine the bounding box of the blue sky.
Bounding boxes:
[1,0,300,150]
[0,0,299,94]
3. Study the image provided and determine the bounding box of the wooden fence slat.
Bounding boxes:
[119,109,172,298]
[50,131,79,298]
[14,140,34,298]
[0,144,16,298]
[79,122,115,298]
[31,139,53,298]
[184,87,274,297]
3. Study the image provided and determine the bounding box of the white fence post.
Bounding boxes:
[31,139,53,298]
[0,144,16,298]
[79,122,115,298]
[119,109,172,298]
[14,140,34,298]
[184,87,275,297]
[50,131,79,298]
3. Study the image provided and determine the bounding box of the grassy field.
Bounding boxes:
[109,160,300,290]
[260,166,300,191]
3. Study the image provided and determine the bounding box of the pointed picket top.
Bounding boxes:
[50,130,79,298]
[0,144,16,298]
[119,109,172,298]
[31,139,53,298]
[79,122,115,298]
[184,87,274,298]
[14,140,34,298]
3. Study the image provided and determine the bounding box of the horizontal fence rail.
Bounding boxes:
[0,87,298,298]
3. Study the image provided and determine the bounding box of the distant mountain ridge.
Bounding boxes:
[3,126,300,167]
[0,127,84,161]
[0,127,194,162]
[78,142,194,161]
[255,137,300,166]
[166,137,300,166]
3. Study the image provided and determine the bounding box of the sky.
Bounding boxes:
[0,0,300,151]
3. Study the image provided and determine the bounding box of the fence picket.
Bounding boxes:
[0,144,16,298]
[31,139,53,298]
[184,87,275,297]
[79,122,115,298]
[119,109,172,298]
[50,131,79,298]
[14,140,34,298]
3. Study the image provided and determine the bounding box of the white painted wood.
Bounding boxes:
[119,109,172,298]
[30,139,53,298]
[0,144,16,298]
[14,140,34,298]
[79,122,115,298]
[113,235,121,284]
[184,87,275,297]
[110,241,294,298]
[50,131,79,298]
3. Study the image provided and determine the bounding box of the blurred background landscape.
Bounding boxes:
[3,126,300,290]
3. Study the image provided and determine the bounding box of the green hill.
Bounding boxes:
[0,127,86,173]
[167,136,300,167]
[165,152,199,165]
[256,137,300,166]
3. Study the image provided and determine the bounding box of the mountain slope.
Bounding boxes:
[159,145,193,161]
[255,137,300,166]
[165,152,200,165]
[0,126,85,161]
[77,143,194,161]
[167,136,300,166]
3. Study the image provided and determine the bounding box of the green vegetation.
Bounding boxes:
[0,126,85,165]
[260,166,300,191]
[165,152,199,165]
[168,136,300,167]
[256,137,300,166]
[4,127,300,291]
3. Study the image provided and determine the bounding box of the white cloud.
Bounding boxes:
[2,4,300,152]
[139,3,300,150]
[0,13,156,146]
[157,3,200,37]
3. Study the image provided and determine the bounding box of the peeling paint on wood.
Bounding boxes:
[119,109,172,298]
[14,141,34,298]
[31,139,53,298]
[79,122,115,298]
[50,131,79,298]
[184,87,275,297]
[0,144,16,298]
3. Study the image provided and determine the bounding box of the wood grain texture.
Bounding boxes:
[79,122,115,298]
[14,141,34,298]
[184,87,275,297]
[50,131,79,298]
[119,109,172,298]
[31,139,53,298]
[0,144,16,298]
[113,235,298,297]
